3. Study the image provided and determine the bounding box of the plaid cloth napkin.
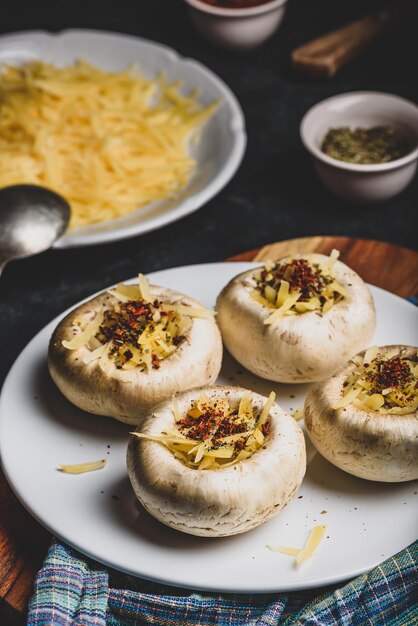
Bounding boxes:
[27,538,417,625]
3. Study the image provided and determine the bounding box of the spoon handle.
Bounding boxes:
[291,3,406,78]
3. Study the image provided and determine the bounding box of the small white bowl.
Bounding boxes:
[184,0,288,51]
[300,92,418,204]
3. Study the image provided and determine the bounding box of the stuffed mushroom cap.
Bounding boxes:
[216,253,376,383]
[304,345,418,482]
[127,386,306,537]
[48,283,223,425]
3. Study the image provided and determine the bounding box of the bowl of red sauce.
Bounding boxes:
[184,0,288,51]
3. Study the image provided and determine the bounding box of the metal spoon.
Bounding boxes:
[0,184,71,275]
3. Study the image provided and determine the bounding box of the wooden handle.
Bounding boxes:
[292,6,402,78]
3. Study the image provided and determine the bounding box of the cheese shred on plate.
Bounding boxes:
[267,524,327,565]
[0,60,217,229]
[131,391,276,470]
[58,459,107,474]
[63,274,212,371]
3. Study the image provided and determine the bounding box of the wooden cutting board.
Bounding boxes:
[1,236,417,625]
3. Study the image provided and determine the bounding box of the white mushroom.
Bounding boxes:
[216,252,376,383]
[304,345,418,482]
[127,386,306,537]
[48,277,223,425]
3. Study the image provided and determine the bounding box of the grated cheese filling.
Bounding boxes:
[333,347,418,414]
[0,60,217,229]
[62,274,213,371]
[250,250,348,323]
[131,391,276,470]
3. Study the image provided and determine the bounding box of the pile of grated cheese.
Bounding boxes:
[131,391,276,470]
[333,346,418,414]
[251,250,349,324]
[0,60,217,229]
[63,274,213,371]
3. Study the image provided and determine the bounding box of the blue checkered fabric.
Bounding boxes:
[27,539,417,625]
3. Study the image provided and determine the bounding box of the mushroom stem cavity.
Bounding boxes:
[131,390,276,470]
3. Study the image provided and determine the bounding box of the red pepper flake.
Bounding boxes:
[201,0,272,7]
[98,300,154,347]
[151,354,160,369]
[234,439,246,451]
[258,259,332,301]
[366,356,413,393]
[177,401,271,455]
[94,299,186,368]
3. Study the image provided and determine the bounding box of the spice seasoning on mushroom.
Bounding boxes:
[127,386,306,536]
[48,275,223,424]
[333,346,418,414]
[131,390,275,470]
[251,249,348,321]
[216,251,376,383]
[304,345,418,482]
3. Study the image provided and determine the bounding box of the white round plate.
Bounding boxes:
[1,263,417,593]
[0,30,246,247]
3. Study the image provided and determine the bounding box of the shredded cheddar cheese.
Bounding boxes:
[251,250,347,322]
[62,274,211,371]
[131,391,276,470]
[333,347,418,414]
[58,459,107,474]
[0,60,217,229]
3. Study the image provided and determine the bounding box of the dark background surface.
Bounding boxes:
[1,0,417,386]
